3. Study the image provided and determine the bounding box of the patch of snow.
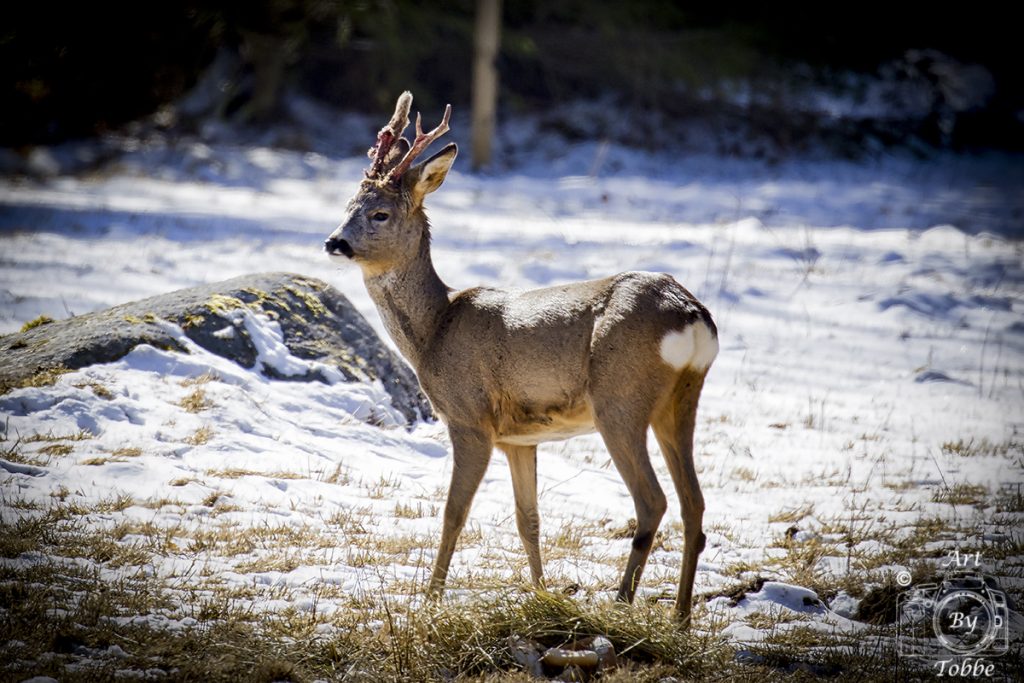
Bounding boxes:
[212,324,235,339]
[0,459,47,477]
[828,591,860,619]
[238,309,311,378]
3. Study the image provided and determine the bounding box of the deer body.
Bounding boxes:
[325,93,717,624]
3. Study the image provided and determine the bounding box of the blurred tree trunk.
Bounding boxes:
[471,0,501,170]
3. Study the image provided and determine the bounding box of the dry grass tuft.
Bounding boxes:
[941,438,1023,458]
[206,468,305,480]
[931,482,988,506]
[74,380,114,399]
[394,500,436,519]
[180,371,220,387]
[38,443,73,456]
[25,429,93,443]
[0,365,69,394]
[768,503,815,524]
[186,425,214,446]
[322,463,353,486]
[731,466,758,482]
[179,388,213,413]
[20,314,55,331]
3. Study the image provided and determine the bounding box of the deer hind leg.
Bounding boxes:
[428,426,493,597]
[502,444,544,586]
[592,401,667,605]
[652,369,707,627]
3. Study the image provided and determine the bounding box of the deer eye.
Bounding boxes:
[371,211,389,222]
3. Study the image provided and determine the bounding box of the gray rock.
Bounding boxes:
[0,272,432,424]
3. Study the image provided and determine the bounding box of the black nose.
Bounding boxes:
[324,237,354,258]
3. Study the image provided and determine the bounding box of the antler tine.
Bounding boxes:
[366,91,413,179]
[386,103,452,185]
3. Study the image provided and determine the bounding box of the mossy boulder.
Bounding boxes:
[0,272,431,424]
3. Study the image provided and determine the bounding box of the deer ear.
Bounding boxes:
[408,142,457,202]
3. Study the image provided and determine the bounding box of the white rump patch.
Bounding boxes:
[660,322,718,371]
[660,328,694,370]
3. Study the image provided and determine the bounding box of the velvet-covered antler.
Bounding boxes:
[383,103,452,186]
[366,91,413,180]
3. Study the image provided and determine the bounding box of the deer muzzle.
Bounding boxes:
[324,236,354,259]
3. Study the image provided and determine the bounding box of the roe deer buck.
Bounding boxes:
[324,92,718,624]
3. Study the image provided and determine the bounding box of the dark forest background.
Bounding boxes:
[2,1,1020,155]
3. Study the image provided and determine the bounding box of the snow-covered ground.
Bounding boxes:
[1,126,1023,671]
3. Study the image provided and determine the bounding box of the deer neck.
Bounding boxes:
[363,233,449,370]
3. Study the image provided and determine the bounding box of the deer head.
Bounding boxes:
[325,92,457,275]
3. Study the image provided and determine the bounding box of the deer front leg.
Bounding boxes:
[502,445,544,586]
[428,426,493,596]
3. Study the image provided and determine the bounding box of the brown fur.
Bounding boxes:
[325,95,717,625]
